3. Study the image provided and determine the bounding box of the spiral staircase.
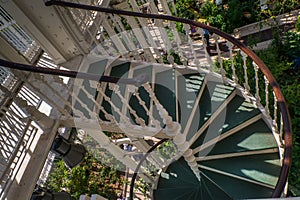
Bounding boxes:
[0,0,293,200]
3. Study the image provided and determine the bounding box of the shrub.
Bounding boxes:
[46,154,124,199]
[296,15,300,32]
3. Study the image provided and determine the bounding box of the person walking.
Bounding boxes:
[203,28,210,46]
[203,22,212,54]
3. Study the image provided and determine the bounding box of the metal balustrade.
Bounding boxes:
[0,0,293,199]
[0,6,41,63]
[0,102,39,198]
[45,1,292,197]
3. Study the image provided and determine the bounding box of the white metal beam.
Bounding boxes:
[196,148,278,161]
[1,0,80,64]
[0,36,29,64]
[5,121,60,200]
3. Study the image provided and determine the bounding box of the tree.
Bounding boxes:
[174,0,201,20]
[45,154,125,199]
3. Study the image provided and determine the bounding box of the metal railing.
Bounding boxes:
[0,102,39,198]
[0,6,41,63]
[45,1,292,197]
[0,0,292,198]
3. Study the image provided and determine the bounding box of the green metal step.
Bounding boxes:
[200,173,232,200]
[185,78,235,141]
[177,72,205,131]
[154,152,279,199]
[200,153,281,187]
[205,119,278,155]
[200,168,275,199]
[153,71,282,199]
[190,94,261,150]
[154,188,197,200]
[157,158,199,188]
[154,157,233,200]
[184,190,200,200]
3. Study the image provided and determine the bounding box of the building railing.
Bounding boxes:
[0,6,41,63]
[45,1,292,197]
[0,63,41,198]
[0,102,39,198]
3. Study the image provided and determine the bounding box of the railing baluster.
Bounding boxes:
[85,81,118,124]
[13,96,54,130]
[169,23,187,67]
[241,51,250,94]
[213,34,225,76]
[3,113,23,135]
[253,62,261,105]
[184,24,200,68]
[142,82,180,137]
[36,75,73,113]
[109,83,146,127]
[280,114,284,145]
[273,91,278,129]
[18,86,38,106]
[96,82,133,129]
[183,149,201,181]
[0,122,16,151]
[0,121,18,146]
[0,132,11,158]
[128,85,161,129]
[1,105,24,132]
[264,75,270,117]
[227,41,238,84]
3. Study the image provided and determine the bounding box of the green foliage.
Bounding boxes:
[84,135,126,172]
[225,0,244,33]
[198,0,260,33]
[222,0,259,32]
[173,0,201,20]
[255,30,300,196]
[175,22,184,34]
[261,0,300,17]
[207,14,227,32]
[296,15,300,32]
[135,178,151,198]
[200,1,226,31]
[157,141,176,160]
[166,27,175,41]
[269,30,300,75]
[290,138,300,196]
[46,154,124,199]
[257,0,299,23]
[120,16,131,31]
[175,0,298,34]
[282,31,300,59]
[200,1,219,17]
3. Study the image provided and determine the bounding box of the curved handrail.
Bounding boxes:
[0,58,148,86]
[45,1,292,197]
